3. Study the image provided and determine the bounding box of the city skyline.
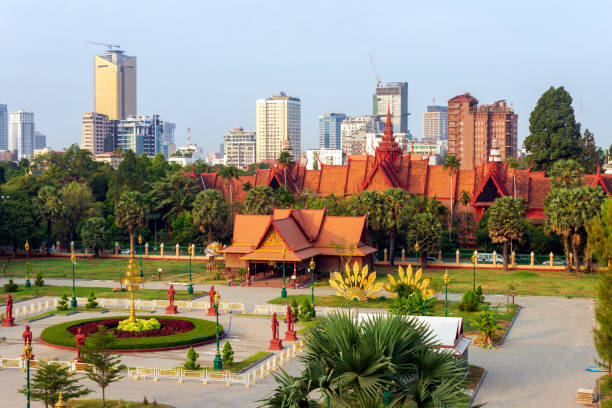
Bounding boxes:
[1,1,610,153]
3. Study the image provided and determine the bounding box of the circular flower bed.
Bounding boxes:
[41,316,221,352]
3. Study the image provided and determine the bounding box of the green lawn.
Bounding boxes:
[66,399,174,408]
[1,257,225,283]
[0,284,202,303]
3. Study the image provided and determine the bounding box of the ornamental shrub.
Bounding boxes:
[3,279,18,293]
[459,290,479,312]
[222,341,234,364]
[290,298,299,320]
[475,285,484,303]
[86,290,99,309]
[117,318,161,332]
[299,299,312,322]
[34,272,44,287]
[183,346,201,370]
[389,291,433,316]
[56,294,69,311]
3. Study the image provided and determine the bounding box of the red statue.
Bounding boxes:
[284,305,297,341]
[2,294,15,327]
[22,325,34,359]
[207,285,217,316]
[268,312,283,350]
[75,328,86,362]
[165,284,178,314]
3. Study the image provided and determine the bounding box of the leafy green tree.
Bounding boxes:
[406,212,442,267]
[0,196,40,256]
[261,312,467,408]
[59,182,96,242]
[81,217,110,257]
[443,155,460,235]
[275,186,295,209]
[169,211,202,245]
[149,172,200,226]
[222,341,234,364]
[114,191,148,254]
[183,346,201,370]
[487,197,527,270]
[81,326,126,408]
[523,86,582,171]
[580,129,603,174]
[548,159,584,189]
[39,144,99,184]
[18,361,91,407]
[218,165,242,204]
[277,151,294,167]
[381,189,411,266]
[107,150,147,202]
[35,186,61,255]
[244,186,277,215]
[192,189,229,243]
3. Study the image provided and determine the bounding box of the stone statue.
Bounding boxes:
[75,328,86,361]
[22,325,34,359]
[207,285,217,316]
[284,305,297,341]
[166,284,178,314]
[2,294,14,327]
[269,312,283,350]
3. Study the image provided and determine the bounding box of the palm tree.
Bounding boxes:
[218,165,242,204]
[348,191,384,247]
[487,197,527,270]
[459,190,471,246]
[406,212,442,268]
[261,312,468,408]
[114,191,148,254]
[35,186,61,255]
[506,157,519,199]
[381,189,411,266]
[548,159,584,189]
[443,155,460,238]
[244,186,277,215]
[192,190,228,243]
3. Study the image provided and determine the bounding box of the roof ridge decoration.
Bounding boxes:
[470,163,508,205]
[374,108,403,166]
[591,164,611,194]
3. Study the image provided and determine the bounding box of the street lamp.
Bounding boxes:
[213,292,223,370]
[443,269,451,317]
[24,240,31,289]
[414,241,420,270]
[281,248,287,299]
[471,251,478,292]
[23,338,32,408]
[70,254,77,308]
[138,234,143,278]
[187,245,194,295]
[309,258,316,318]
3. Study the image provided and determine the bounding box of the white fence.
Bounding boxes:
[0,357,90,372]
[127,340,304,387]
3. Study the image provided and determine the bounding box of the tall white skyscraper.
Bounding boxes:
[422,105,448,143]
[373,82,409,133]
[0,104,7,151]
[256,92,301,162]
[9,109,35,159]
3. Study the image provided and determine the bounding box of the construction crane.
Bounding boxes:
[369,53,382,88]
[86,41,121,51]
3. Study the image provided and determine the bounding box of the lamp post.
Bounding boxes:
[471,251,478,292]
[213,292,223,370]
[23,338,32,408]
[24,240,31,289]
[281,248,287,299]
[138,234,143,278]
[309,258,316,318]
[414,242,420,270]
[187,245,194,295]
[443,269,450,317]
[71,254,77,308]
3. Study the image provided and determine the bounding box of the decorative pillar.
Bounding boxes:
[145,243,149,257]
[191,244,196,259]
[456,249,460,264]
[70,241,75,255]
[530,251,534,267]
[438,250,442,263]
[401,249,405,263]
[56,241,61,253]
[511,251,516,267]
[492,251,497,267]
[383,248,388,263]
[176,243,180,258]
[569,253,573,267]
[549,252,554,268]
[160,243,164,258]
[474,250,479,267]
[114,242,119,255]
[84,247,88,256]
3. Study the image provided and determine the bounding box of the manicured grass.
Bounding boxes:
[1,257,225,283]
[600,375,612,408]
[23,307,108,321]
[66,400,173,408]
[0,284,201,303]
[376,265,598,297]
[268,294,392,309]
[41,316,220,350]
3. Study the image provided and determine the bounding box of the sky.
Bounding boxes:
[1,0,611,152]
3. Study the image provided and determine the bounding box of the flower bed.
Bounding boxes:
[41,316,220,351]
[67,318,194,338]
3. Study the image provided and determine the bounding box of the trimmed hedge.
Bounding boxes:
[41,316,221,351]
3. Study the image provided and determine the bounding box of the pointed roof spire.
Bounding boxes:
[374,106,402,164]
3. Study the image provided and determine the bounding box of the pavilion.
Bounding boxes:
[223,208,377,286]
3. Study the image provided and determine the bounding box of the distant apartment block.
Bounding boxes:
[256,92,301,162]
[94,152,123,169]
[373,82,408,133]
[422,105,448,143]
[114,115,163,157]
[34,131,46,150]
[0,104,7,151]
[0,150,16,162]
[163,122,175,144]
[82,112,112,155]
[9,109,35,159]
[318,113,346,149]
[341,115,383,155]
[305,148,344,170]
[224,127,256,168]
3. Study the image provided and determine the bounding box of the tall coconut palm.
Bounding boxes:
[244,186,277,215]
[381,189,411,266]
[260,312,468,408]
[487,196,527,270]
[114,191,148,255]
[547,159,583,189]
[35,186,61,255]
[506,157,519,199]
[218,165,242,204]
[348,191,384,246]
[459,190,471,246]
[192,189,228,244]
[443,155,460,238]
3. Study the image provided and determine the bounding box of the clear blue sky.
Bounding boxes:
[1,0,610,152]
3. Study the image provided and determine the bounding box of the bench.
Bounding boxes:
[576,388,594,406]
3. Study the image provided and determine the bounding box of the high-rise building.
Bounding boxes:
[318,113,346,149]
[114,115,162,157]
[224,127,256,168]
[448,94,517,170]
[422,105,448,143]
[255,92,301,162]
[340,115,383,155]
[9,109,35,159]
[33,131,46,150]
[82,112,112,155]
[373,82,409,133]
[162,122,175,144]
[0,104,7,151]
[94,49,137,120]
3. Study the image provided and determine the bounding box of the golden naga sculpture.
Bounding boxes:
[329,262,383,302]
[121,253,144,323]
[385,265,436,300]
